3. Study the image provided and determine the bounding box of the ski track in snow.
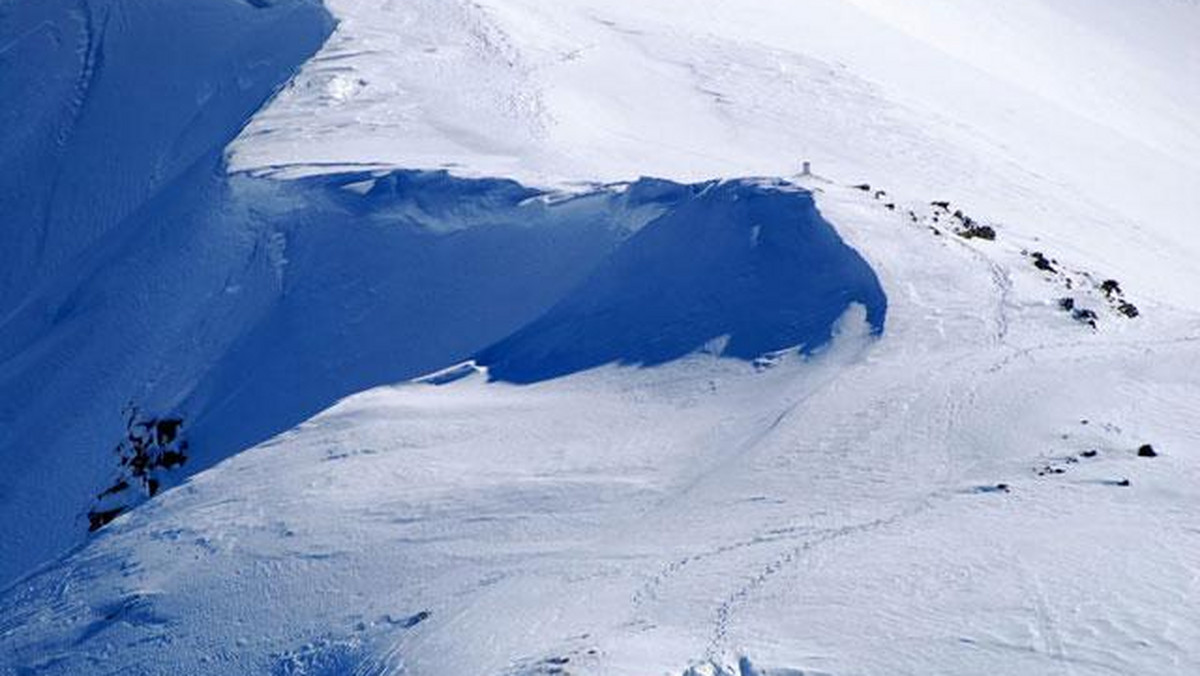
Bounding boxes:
[704,502,930,663]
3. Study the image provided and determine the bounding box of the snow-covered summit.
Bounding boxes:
[230,0,1200,311]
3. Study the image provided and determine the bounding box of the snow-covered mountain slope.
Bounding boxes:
[0,0,333,585]
[2,0,1199,674]
[0,0,333,314]
[0,0,663,584]
[4,181,1198,675]
[0,156,758,582]
[229,0,1200,311]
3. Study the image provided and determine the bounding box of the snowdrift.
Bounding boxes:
[478,180,886,383]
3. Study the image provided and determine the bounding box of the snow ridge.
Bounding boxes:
[477,179,886,383]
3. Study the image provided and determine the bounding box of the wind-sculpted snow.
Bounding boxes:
[0,135,886,581]
[0,0,703,582]
[0,5,891,585]
[477,180,886,383]
[0,0,710,583]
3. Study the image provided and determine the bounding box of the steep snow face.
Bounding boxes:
[0,0,333,315]
[0,0,333,585]
[229,0,1200,311]
[174,172,658,478]
[478,180,886,383]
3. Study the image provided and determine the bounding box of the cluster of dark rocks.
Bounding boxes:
[87,406,189,532]
[1057,297,1099,328]
[1029,250,1058,273]
[1024,247,1141,328]
[853,183,1140,330]
[930,201,998,241]
[1099,278,1140,318]
[1030,423,1159,489]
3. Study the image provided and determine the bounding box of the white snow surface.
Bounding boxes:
[3,1,1200,675]
[230,0,1200,310]
[4,181,1199,675]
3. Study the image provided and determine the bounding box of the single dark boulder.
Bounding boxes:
[87,507,126,532]
[158,449,188,470]
[1137,444,1157,458]
[155,418,183,445]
